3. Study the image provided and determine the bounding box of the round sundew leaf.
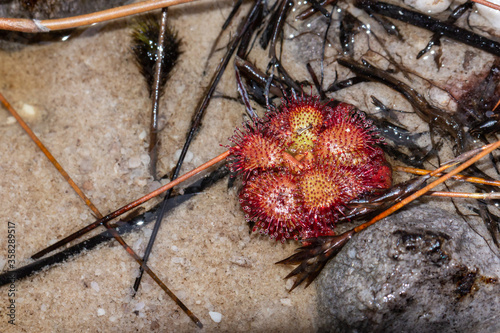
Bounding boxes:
[286,100,325,154]
[229,96,393,240]
[229,131,284,173]
[239,171,302,240]
[314,106,380,167]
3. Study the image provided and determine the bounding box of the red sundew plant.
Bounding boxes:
[3,0,500,329]
[228,95,392,241]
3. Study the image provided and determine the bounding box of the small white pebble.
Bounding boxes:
[280,298,292,306]
[285,278,295,291]
[171,245,179,252]
[209,311,222,323]
[477,0,500,29]
[0,258,6,270]
[97,308,105,316]
[6,116,15,125]
[140,154,150,166]
[133,302,145,312]
[404,0,451,13]
[230,256,251,267]
[95,269,102,276]
[143,228,153,238]
[138,130,147,140]
[41,304,47,312]
[171,257,185,265]
[21,103,36,116]
[141,282,153,293]
[133,238,143,251]
[109,316,117,323]
[174,149,194,163]
[148,181,162,193]
[91,281,100,292]
[128,157,142,169]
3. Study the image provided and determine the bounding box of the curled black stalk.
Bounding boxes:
[296,0,338,20]
[235,56,284,98]
[355,0,500,57]
[337,57,466,151]
[417,0,474,59]
[264,0,302,93]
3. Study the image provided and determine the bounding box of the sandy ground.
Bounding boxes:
[0,0,498,332]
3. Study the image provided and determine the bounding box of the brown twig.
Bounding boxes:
[427,191,500,199]
[149,9,169,180]
[471,0,500,11]
[0,0,198,33]
[0,92,202,327]
[355,140,500,233]
[0,92,101,217]
[395,165,500,187]
[32,149,231,259]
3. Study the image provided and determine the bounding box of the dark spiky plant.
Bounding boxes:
[131,15,181,96]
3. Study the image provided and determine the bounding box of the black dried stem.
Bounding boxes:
[0,165,229,287]
[306,63,326,99]
[296,0,338,20]
[261,0,302,94]
[476,201,500,247]
[259,0,281,49]
[271,58,303,94]
[355,0,500,57]
[337,57,466,151]
[307,0,332,19]
[341,173,431,221]
[276,230,354,291]
[131,14,180,98]
[235,62,258,119]
[268,0,294,59]
[319,5,336,88]
[150,9,170,179]
[340,12,358,56]
[417,1,474,59]
[368,12,402,39]
[132,0,266,293]
[222,0,244,30]
[325,75,368,93]
[131,12,181,179]
[234,56,284,97]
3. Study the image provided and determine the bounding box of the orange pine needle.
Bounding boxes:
[0,92,203,327]
[282,151,304,170]
[493,97,500,113]
[354,140,500,233]
[427,191,500,199]
[32,149,230,259]
[0,0,198,33]
[395,165,500,187]
[471,0,500,11]
[0,92,102,217]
